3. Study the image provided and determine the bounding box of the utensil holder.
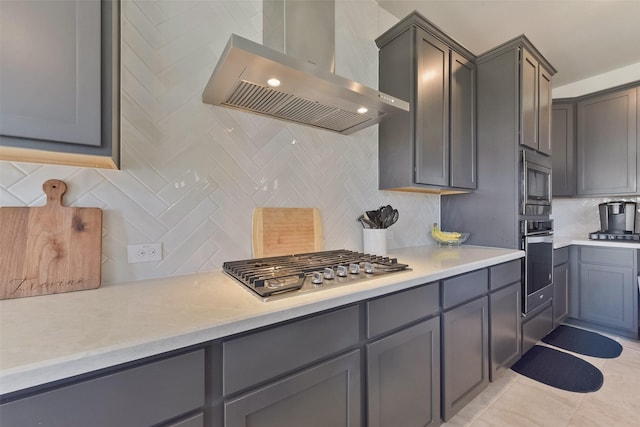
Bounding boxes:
[363,229,387,255]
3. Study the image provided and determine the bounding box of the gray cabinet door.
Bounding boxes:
[0,0,119,168]
[576,87,637,195]
[579,262,635,331]
[0,350,205,427]
[538,67,553,155]
[0,0,101,146]
[520,48,552,155]
[442,296,489,421]
[521,49,538,151]
[415,28,450,187]
[450,51,476,189]
[224,350,361,427]
[551,103,576,196]
[553,262,570,327]
[489,282,521,380]
[367,317,440,427]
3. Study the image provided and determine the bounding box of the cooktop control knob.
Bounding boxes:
[311,271,324,285]
[364,262,374,274]
[323,267,335,280]
[337,265,348,277]
[349,263,360,274]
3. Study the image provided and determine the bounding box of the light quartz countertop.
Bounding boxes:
[554,235,640,249]
[1,245,525,395]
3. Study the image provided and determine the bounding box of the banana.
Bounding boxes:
[432,223,462,242]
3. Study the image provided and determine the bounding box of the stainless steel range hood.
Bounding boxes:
[202,0,409,135]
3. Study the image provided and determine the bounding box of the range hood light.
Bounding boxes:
[357,107,368,114]
[267,78,281,88]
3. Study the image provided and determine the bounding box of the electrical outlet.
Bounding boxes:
[127,243,162,263]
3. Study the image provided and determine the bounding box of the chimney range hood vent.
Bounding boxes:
[202,0,409,135]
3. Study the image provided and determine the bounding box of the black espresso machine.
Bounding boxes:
[589,201,640,241]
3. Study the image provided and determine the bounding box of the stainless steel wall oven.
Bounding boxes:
[520,150,552,216]
[521,219,553,314]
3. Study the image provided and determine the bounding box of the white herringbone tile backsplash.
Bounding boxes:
[0,0,440,285]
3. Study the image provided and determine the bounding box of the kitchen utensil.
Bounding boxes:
[252,207,322,257]
[357,215,378,229]
[382,208,399,228]
[0,179,102,300]
[366,210,382,228]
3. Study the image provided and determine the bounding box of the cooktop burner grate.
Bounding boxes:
[223,249,410,300]
[589,230,640,241]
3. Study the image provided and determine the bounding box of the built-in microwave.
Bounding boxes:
[520,149,552,216]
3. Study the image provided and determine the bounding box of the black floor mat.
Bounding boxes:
[511,345,603,393]
[541,325,623,358]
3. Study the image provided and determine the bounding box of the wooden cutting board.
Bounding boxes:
[0,179,102,299]
[252,207,322,257]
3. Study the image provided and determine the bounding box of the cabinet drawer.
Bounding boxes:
[166,412,204,427]
[522,303,553,354]
[367,282,439,338]
[223,306,360,395]
[579,246,635,267]
[489,260,522,290]
[0,350,205,427]
[554,247,569,266]
[442,269,488,309]
[224,350,361,427]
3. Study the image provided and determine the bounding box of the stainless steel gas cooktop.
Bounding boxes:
[223,249,410,301]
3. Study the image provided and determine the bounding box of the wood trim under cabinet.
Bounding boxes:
[0,145,118,170]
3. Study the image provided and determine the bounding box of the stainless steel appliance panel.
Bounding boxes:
[521,219,553,314]
[520,149,552,216]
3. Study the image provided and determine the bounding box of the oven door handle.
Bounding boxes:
[525,235,553,244]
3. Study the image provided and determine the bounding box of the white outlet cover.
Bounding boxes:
[127,243,162,263]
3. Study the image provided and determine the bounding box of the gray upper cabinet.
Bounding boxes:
[441,36,555,249]
[576,86,638,196]
[0,0,120,169]
[551,102,576,197]
[450,52,476,189]
[520,49,553,155]
[376,11,476,193]
[415,29,450,187]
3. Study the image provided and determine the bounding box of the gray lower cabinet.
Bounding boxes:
[0,0,120,169]
[222,306,361,427]
[224,350,361,427]
[553,247,570,327]
[569,246,639,338]
[521,301,553,354]
[2,262,529,426]
[488,260,522,380]
[168,412,205,427]
[441,269,490,422]
[489,283,521,380]
[0,350,205,427]
[576,86,637,196]
[441,296,489,421]
[367,317,440,427]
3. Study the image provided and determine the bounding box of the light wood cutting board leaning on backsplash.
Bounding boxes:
[0,179,102,299]
[252,207,322,257]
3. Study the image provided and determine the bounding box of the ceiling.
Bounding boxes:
[376,0,640,88]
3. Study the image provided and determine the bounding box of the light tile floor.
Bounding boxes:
[443,327,640,427]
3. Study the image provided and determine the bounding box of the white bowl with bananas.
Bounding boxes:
[431,223,470,246]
